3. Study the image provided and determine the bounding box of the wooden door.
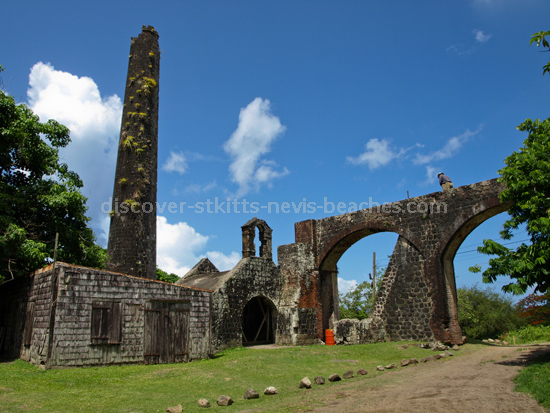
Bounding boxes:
[144,301,190,364]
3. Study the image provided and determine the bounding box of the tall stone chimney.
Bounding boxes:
[107,26,160,279]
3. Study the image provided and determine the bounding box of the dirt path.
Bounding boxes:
[312,343,549,413]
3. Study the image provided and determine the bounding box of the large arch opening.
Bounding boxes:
[440,203,511,337]
[318,229,401,337]
[242,296,277,346]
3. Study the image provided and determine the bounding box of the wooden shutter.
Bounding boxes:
[91,302,121,345]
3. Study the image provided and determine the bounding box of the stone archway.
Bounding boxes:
[279,178,511,345]
[242,296,277,346]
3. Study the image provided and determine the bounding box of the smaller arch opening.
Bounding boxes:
[242,296,277,346]
[254,226,261,257]
[241,218,272,259]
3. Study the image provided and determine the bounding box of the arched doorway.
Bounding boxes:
[242,296,276,346]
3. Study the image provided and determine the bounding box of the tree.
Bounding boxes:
[156,266,180,283]
[339,266,384,320]
[0,68,107,282]
[516,292,550,326]
[474,31,550,294]
[457,285,525,340]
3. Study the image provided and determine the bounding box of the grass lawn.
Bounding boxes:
[514,351,550,409]
[0,341,454,412]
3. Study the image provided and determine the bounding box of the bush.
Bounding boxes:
[457,284,525,339]
[502,325,550,344]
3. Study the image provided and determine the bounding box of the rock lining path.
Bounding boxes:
[311,343,549,413]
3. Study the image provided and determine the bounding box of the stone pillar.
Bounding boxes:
[107,26,160,279]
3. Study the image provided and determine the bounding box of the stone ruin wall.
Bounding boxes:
[210,257,282,352]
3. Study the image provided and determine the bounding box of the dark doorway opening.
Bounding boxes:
[242,296,276,346]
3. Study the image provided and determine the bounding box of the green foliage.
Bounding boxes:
[0,82,107,282]
[514,352,550,409]
[530,30,550,76]
[502,324,550,344]
[475,31,550,294]
[477,117,550,294]
[339,268,384,320]
[339,281,373,320]
[457,285,524,339]
[155,266,180,283]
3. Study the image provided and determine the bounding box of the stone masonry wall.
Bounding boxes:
[334,235,434,344]
[277,242,321,346]
[211,257,281,352]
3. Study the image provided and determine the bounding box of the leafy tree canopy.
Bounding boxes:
[0,66,107,282]
[474,31,550,294]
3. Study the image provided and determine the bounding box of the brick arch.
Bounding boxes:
[436,198,510,262]
[318,221,423,271]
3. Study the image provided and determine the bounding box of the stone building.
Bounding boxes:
[177,218,282,351]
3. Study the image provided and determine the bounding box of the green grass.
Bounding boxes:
[0,341,454,412]
[514,352,550,409]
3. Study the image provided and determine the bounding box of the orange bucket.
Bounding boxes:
[325,329,335,346]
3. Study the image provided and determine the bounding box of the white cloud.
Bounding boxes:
[338,278,358,295]
[185,181,217,193]
[347,138,405,169]
[424,165,438,186]
[254,160,290,184]
[27,62,122,244]
[205,251,241,271]
[413,127,481,165]
[156,216,241,276]
[156,216,209,276]
[474,30,492,43]
[162,151,187,174]
[224,97,287,196]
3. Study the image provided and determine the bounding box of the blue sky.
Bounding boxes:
[2,0,549,299]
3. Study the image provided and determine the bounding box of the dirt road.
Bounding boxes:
[312,343,549,413]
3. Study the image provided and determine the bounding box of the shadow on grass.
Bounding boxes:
[495,344,550,367]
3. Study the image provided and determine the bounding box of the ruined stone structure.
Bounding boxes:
[0,262,212,367]
[177,218,282,351]
[0,26,515,369]
[277,179,510,345]
[107,26,160,279]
